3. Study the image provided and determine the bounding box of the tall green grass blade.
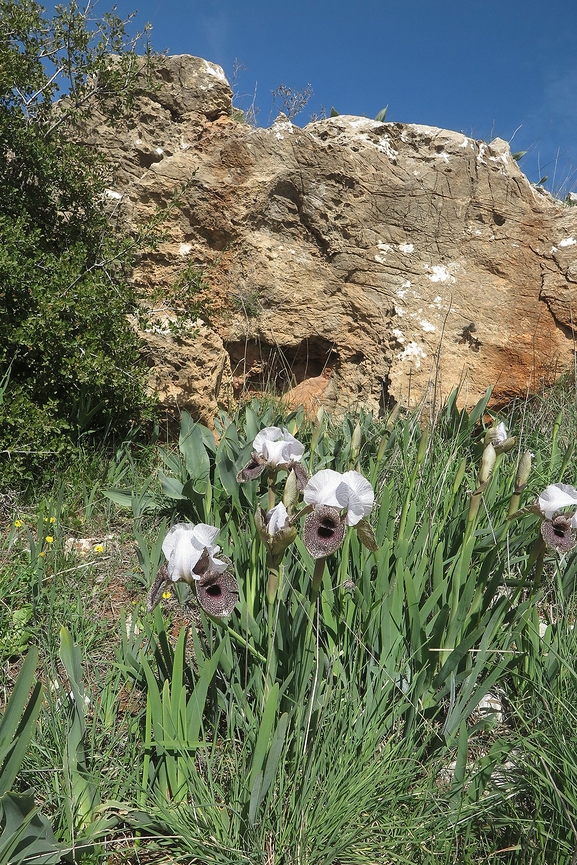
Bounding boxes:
[186,639,225,747]
[0,648,42,797]
[58,627,100,833]
[249,683,280,792]
[449,721,469,803]
[248,711,289,825]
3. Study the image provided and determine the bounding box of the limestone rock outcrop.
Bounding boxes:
[86,54,577,421]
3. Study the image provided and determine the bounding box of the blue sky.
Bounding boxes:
[114,0,577,196]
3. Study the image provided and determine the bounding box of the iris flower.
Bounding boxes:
[534,483,577,553]
[302,469,375,558]
[254,501,298,562]
[265,502,290,536]
[147,522,238,616]
[486,421,516,454]
[536,484,577,521]
[253,427,304,467]
[490,422,507,446]
[162,523,227,583]
[237,426,308,488]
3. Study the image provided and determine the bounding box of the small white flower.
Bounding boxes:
[304,469,374,527]
[266,502,290,535]
[537,483,577,526]
[486,420,516,454]
[162,522,227,583]
[494,422,507,445]
[253,426,304,467]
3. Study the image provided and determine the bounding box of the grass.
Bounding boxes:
[1,378,577,863]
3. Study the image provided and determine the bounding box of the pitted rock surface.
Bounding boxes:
[84,54,577,421]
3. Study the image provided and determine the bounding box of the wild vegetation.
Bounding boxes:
[2,380,577,864]
[0,0,158,488]
[3,3,577,864]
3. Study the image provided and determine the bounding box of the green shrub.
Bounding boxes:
[0,0,158,487]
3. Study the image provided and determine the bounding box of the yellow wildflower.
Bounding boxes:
[14,519,23,528]
[45,536,54,544]
[93,544,104,553]
[162,590,172,599]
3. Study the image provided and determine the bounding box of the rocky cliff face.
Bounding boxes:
[87,54,577,423]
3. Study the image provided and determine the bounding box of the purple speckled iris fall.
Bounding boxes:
[302,469,374,559]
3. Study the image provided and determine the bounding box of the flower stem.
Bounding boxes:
[299,560,326,699]
[264,555,284,693]
[266,558,280,605]
[221,625,267,663]
[338,530,352,598]
[525,535,546,590]
[507,492,521,520]
[465,489,483,541]
[265,598,278,696]
[267,472,276,512]
[311,557,326,602]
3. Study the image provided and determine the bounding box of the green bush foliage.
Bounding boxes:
[0,0,157,486]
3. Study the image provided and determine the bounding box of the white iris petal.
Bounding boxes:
[304,469,344,508]
[494,422,507,444]
[189,522,227,576]
[538,483,577,520]
[189,523,220,549]
[267,502,289,535]
[304,469,374,526]
[253,426,304,466]
[253,426,283,453]
[162,522,226,582]
[335,480,352,510]
[339,471,374,525]
[262,438,291,465]
[162,524,202,582]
